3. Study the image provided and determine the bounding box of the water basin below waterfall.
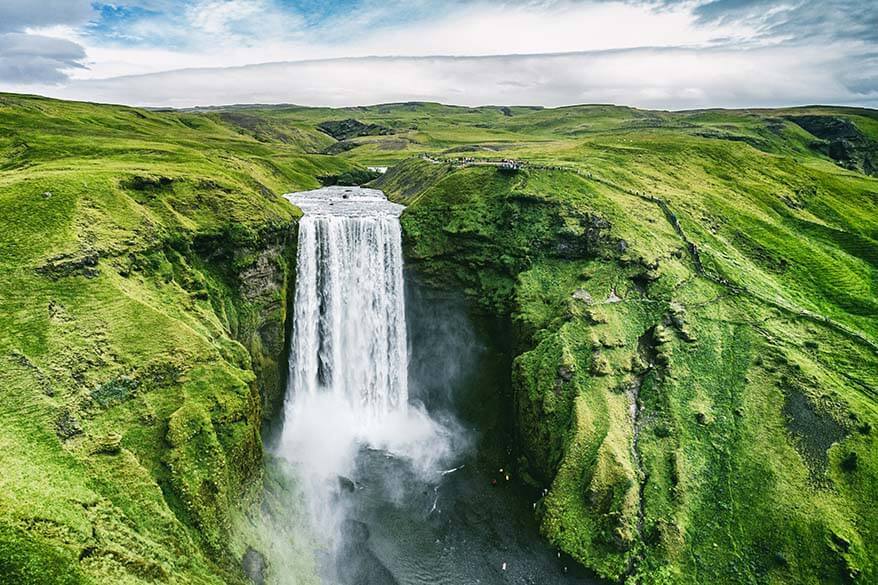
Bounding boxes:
[278,187,602,585]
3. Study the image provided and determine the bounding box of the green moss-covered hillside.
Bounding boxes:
[372,108,878,583]
[1,94,876,585]
[0,93,355,584]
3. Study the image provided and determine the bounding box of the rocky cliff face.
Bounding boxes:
[208,224,298,424]
[788,115,878,176]
[380,156,877,585]
[0,183,302,584]
[167,221,300,564]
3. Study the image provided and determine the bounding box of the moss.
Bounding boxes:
[512,328,585,483]
[165,402,232,552]
[0,94,330,585]
[3,94,878,585]
[0,525,93,585]
[387,109,878,582]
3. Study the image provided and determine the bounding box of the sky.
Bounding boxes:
[0,0,876,109]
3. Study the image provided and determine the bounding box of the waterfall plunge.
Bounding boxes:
[290,207,408,416]
[278,187,452,555]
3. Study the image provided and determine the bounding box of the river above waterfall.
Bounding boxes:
[277,186,600,585]
[289,185,405,217]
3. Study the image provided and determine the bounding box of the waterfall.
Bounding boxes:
[277,186,434,489]
[271,186,583,585]
[277,187,455,582]
[287,190,408,417]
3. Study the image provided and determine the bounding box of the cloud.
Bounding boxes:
[0,33,87,83]
[86,0,307,50]
[0,0,875,106]
[691,0,878,44]
[0,0,92,83]
[63,0,756,80]
[49,46,877,110]
[0,0,93,32]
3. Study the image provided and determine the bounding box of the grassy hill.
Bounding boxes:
[371,107,878,583]
[0,93,876,584]
[0,93,348,585]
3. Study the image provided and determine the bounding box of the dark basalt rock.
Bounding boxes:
[242,547,266,585]
[319,169,383,187]
[841,452,859,472]
[341,519,370,543]
[338,475,357,493]
[122,175,175,191]
[10,350,54,396]
[317,119,392,141]
[36,251,99,280]
[336,520,400,585]
[554,212,615,259]
[782,386,849,481]
[557,365,574,382]
[787,115,878,176]
[322,140,361,155]
[55,409,83,440]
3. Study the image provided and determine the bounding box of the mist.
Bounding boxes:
[271,275,479,584]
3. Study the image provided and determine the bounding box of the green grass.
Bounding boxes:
[0,93,356,585]
[1,92,877,584]
[373,103,877,583]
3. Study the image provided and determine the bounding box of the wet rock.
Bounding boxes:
[336,519,400,585]
[242,547,266,585]
[338,475,357,493]
[239,245,285,302]
[341,519,370,544]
